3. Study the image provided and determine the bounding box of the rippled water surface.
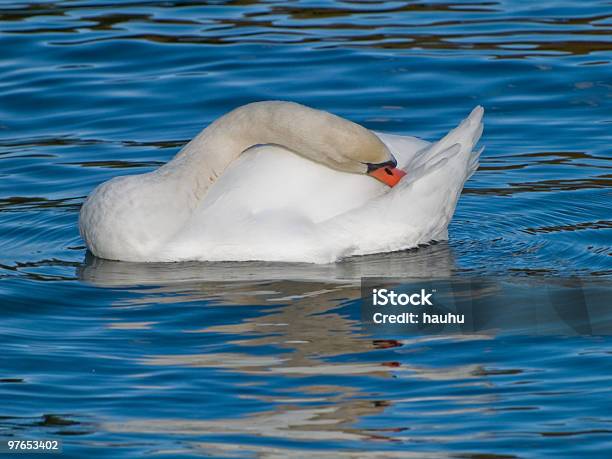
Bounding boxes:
[1,1,611,457]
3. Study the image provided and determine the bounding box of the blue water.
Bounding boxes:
[1,0,611,457]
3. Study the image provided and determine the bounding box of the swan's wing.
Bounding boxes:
[319,106,484,259]
[161,108,483,263]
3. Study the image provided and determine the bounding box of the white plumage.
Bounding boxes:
[80,102,483,263]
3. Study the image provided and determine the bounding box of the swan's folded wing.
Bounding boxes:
[318,106,484,259]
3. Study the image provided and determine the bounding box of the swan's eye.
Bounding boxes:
[365,158,397,174]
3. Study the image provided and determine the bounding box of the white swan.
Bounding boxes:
[80,101,484,263]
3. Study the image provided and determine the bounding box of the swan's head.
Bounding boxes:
[322,129,406,187]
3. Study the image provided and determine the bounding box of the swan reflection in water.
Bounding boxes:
[76,246,607,455]
[77,245,500,454]
[78,241,457,287]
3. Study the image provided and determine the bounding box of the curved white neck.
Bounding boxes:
[159,101,387,201]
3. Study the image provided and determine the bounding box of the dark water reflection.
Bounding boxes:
[1,0,611,457]
[78,242,457,285]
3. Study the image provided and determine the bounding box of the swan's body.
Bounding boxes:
[80,101,484,263]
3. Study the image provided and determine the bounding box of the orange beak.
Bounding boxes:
[368,166,407,187]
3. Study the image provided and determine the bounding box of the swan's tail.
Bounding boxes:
[406,106,484,186]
